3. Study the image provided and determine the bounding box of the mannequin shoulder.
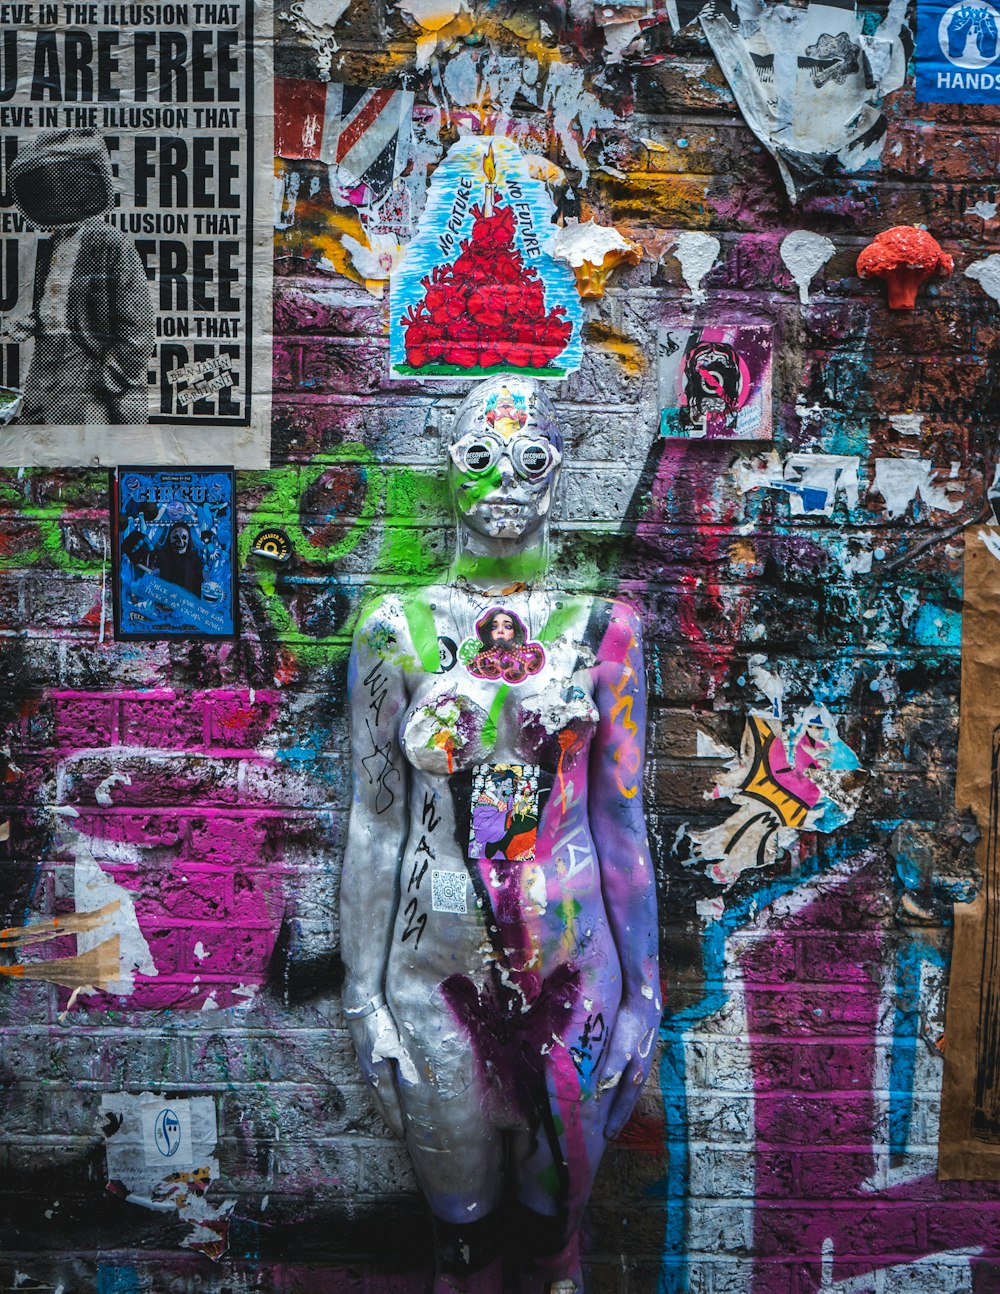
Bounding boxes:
[591,595,645,662]
[352,586,443,670]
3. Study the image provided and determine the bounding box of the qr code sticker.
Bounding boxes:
[431,869,468,914]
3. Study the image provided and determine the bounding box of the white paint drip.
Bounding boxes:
[873,458,963,519]
[671,231,721,303]
[94,771,132,806]
[553,218,636,267]
[779,230,835,304]
[969,200,998,221]
[966,254,1000,302]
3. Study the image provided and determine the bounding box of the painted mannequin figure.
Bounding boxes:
[340,374,660,1294]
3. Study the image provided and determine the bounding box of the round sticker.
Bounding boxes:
[938,1,1000,68]
[250,528,291,562]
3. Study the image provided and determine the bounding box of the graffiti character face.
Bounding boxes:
[683,341,744,422]
[491,771,516,799]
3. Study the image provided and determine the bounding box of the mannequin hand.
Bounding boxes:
[597,998,660,1141]
[347,1004,418,1137]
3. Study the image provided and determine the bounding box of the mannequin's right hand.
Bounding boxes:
[347,1005,417,1137]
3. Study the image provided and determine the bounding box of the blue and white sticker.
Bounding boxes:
[141,1098,194,1168]
[917,0,1000,100]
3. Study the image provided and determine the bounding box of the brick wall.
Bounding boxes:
[2,0,1000,1290]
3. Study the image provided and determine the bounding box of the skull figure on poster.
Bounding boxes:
[340,375,661,1294]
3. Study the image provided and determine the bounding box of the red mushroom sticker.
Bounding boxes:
[856,226,954,310]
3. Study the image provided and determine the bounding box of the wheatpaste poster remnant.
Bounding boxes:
[0,0,273,467]
[658,324,773,439]
[389,135,582,379]
[700,0,910,200]
[941,526,1000,1177]
[112,465,236,639]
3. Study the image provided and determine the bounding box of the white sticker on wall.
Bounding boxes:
[431,870,468,914]
[141,1100,195,1169]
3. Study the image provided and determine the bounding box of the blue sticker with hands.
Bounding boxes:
[917,0,1000,100]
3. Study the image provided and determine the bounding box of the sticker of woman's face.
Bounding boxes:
[490,613,516,643]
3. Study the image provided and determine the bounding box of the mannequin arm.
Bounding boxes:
[340,595,414,1133]
[588,600,661,1140]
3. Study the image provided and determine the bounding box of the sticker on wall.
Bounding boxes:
[917,0,1000,100]
[112,467,237,640]
[389,136,582,379]
[250,528,291,562]
[102,1092,234,1258]
[469,763,546,862]
[658,324,773,440]
[274,79,414,201]
[0,1,273,467]
[460,607,546,683]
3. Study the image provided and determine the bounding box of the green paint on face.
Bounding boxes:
[454,465,502,513]
[453,548,547,588]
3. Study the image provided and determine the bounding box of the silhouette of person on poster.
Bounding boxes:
[8,129,155,426]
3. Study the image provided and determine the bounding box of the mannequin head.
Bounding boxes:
[447,375,563,545]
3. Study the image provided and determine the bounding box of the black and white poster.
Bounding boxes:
[0,0,272,466]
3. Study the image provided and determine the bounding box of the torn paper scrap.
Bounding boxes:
[873,458,964,519]
[700,0,910,201]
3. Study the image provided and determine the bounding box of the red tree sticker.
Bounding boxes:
[390,136,582,379]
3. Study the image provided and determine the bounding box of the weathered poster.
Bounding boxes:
[112,465,236,639]
[700,0,909,200]
[916,0,1000,101]
[658,323,773,440]
[0,0,272,466]
[389,135,582,380]
[941,525,1000,1177]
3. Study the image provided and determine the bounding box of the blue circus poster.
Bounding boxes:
[112,467,237,640]
[389,136,582,379]
[917,0,1000,101]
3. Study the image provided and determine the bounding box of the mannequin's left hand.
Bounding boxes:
[598,998,661,1141]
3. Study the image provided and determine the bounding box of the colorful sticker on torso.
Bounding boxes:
[459,607,545,684]
[469,763,550,862]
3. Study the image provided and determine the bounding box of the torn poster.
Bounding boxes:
[658,323,772,440]
[274,79,414,201]
[0,0,273,467]
[916,0,1000,102]
[941,527,1000,1177]
[102,1092,234,1258]
[688,706,865,887]
[389,136,582,379]
[700,0,910,201]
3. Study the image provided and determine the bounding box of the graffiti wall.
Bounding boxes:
[1,0,1000,1289]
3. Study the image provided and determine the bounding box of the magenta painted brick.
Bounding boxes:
[184,812,276,864]
[205,690,281,751]
[49,692,117,749]
[119,695,207,750]
[60,753,241,807]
